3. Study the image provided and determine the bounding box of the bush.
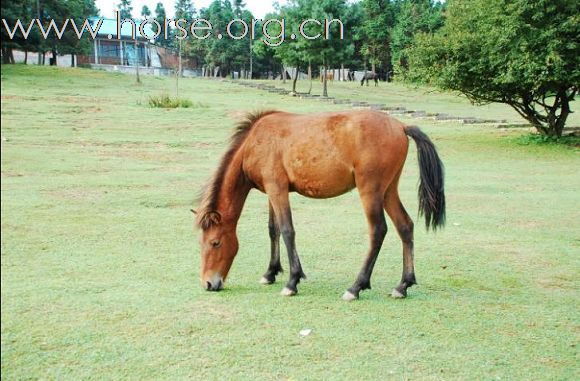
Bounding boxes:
[515,133,580,147]
[147,94,203,109]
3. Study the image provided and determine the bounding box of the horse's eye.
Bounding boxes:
[211,239,221,248]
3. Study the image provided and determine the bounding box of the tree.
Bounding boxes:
[286,0,351,97]
[408,0,578,137]
[198,0,250,77]
[357,0,394,73]
[154,2,171,47]
[391,0,444,72]
[141,5,151,18]
[175,0,195,21]
[117,0,132,19]
[1,0,34,64]
[58,0,99,67]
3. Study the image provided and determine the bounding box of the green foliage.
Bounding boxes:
[193,0,253,75]
[174,0,195,21]
[390,0,444,72]
[117,0,133,19]
[1,0,98,64]
[514,133,580,147]
[141,5,151,18]
[154,2,171,48]
[357,0,394,70]
[407,0,579,136]
[147,93,197,108]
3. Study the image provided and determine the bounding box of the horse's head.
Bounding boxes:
[196,211,239,291]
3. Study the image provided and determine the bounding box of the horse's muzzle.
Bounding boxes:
[204,279,223,292]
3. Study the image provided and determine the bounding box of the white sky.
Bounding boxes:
[95,0,287,19]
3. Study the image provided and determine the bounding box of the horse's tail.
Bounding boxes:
[404,126,446,230]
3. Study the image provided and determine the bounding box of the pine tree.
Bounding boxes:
[117,0,133,20]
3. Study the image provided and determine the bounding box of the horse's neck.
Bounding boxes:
[216,151,251,226]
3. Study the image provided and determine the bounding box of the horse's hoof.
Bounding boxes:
[280,287,297,296]
[259,276,273,285]
[391,289,406,298]
[341,291,358,301]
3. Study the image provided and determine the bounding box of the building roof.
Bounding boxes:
[89,17,157,41]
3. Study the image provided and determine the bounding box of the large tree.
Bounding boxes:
[408,0,578,137]
[154,2,171,47]
[117,0,133,19]
[391,0,444,72]
[357,0,394,73]
[174,0,195,21]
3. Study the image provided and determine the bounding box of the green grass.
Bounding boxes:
[1,64,579,380]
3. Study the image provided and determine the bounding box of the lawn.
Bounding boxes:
[1,65,578,380]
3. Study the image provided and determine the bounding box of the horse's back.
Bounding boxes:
[243,110,409,198]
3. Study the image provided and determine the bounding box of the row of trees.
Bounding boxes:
[1,0,444,77]
[1,0,577,135]
[1,0,98,65]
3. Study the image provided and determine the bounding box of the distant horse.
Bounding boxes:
[361,71,379,86]
[347,70,355,81]
[194,110,445,300]
[320,71,334,82]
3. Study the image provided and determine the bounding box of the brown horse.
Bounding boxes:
[195,110,445,300]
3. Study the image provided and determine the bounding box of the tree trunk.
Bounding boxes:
[42,52,46,65]
[553,90,571,137]
[135,41,141,84]
[50,49,57,66]
[292,64,299,94]
[322,64,328,98]
[71,54,75,67]
[24,50,28,64]
[307,61,312,94]
[371,61,376,73]
[282,65,286,84]
[1,46,7,64]
[508,89,575,137]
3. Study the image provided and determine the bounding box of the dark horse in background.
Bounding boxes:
[361,71,379,86]
[194,110,445,300]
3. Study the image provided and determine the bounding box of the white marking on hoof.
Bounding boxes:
[391,289,405,298]
[259,276,272,285]
[280,287,297,296]
[341,291,357,301]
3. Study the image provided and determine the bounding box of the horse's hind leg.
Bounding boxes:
[260,202,283,284]
[384,189,416,298]
[268,190,306,296]
[342,191,387,301]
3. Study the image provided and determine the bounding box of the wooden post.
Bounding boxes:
[94,39,99,64]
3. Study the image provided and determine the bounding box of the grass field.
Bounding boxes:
[1,65,579,380]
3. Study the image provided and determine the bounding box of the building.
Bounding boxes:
[77,18,199,76]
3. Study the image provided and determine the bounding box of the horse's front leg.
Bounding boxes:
[268,191,306,296]
[260,202,283,284]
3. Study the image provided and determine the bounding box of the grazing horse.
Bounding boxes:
[361,71,379,86]
[195,110,445,300]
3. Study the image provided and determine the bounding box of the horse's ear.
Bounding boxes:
[199,211,222,230]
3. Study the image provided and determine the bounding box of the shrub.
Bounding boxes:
[147,94,202,109]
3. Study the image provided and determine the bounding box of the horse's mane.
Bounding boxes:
[195,110,279,229]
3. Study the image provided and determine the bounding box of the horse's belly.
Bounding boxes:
[285,156,355,199]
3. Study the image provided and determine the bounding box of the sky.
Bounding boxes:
[95,0,287,20]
